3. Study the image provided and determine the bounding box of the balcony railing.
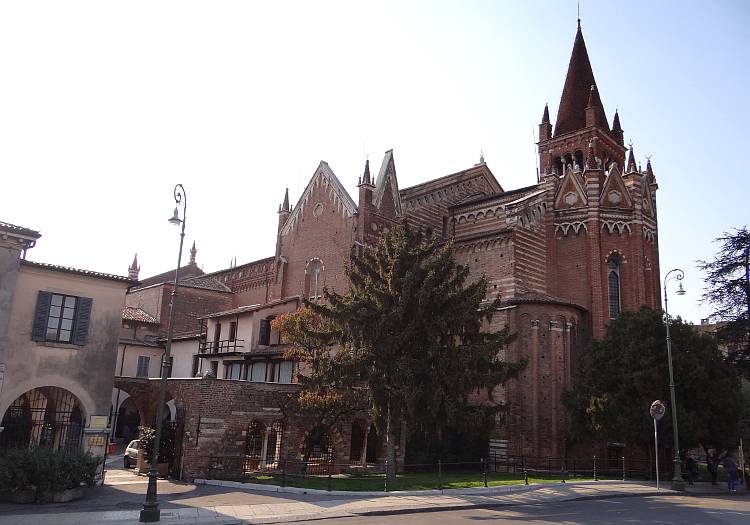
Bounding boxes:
[198,339,245,354]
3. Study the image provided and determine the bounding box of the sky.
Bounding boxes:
[1,1,748,324]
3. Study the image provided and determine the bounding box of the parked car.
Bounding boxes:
[124,439,140,468]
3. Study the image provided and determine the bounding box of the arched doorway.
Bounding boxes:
[350,422,364,463]
[365,424,378,463]
[115,397,140,442]
[0,387,85,451]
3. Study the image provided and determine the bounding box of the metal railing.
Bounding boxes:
[204,453,679,492]
[198,339,245,354]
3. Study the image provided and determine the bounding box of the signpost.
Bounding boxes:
[650,400,666,489]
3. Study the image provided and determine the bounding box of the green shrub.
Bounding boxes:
[0,447,101,500]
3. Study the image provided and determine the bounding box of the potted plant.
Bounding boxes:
[138,424,176,478]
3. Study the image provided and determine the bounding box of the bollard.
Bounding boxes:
[327,457,333,492]
[282,456,287,488]
[593,455,598,481]
[438,459,443,490]
[483,457,488,488]
[622,456,626,481]
[384,460,389,492]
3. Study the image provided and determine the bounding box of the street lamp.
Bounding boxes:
[140,184,186,522]
[663,268,686,492]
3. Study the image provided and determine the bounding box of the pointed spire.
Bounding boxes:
[626,143,637,174]
[610,109,624,146]
[586,84,596,108]
[542,103,550,124]
[646,158,654,179]
[612,110,622,132]
[128,253,140,280]
[190,241,197,264]
[554,21,609,136]
[361,159,372,185]
[280,188,290,212]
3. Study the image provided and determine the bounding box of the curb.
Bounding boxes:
[194,478,647,498]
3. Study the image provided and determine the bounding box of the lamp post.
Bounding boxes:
[663,268,686,492]
[140,184,186,522]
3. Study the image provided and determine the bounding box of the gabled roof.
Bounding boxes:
[554,21,609,136]
[181,275,233,292]
[199,296,301,320]
[280,161,358,236]
[372,150,402,216]
[599,164,633,209]
[401,163,503,198]
[554,165,588,209]
[136,262,204,288]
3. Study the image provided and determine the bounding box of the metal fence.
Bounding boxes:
[204,453,678,492]
[0,386,84,452]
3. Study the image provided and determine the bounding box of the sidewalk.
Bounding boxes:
[1,480,739,525]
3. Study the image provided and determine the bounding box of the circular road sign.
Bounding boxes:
[650,400,666,421]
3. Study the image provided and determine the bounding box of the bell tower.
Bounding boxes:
[538,20,626,175]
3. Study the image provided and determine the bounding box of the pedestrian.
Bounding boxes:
[685,451,698,485]
[721,454,739,492]
[707,450,719,485]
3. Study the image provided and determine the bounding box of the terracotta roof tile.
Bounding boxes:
[0,221,41,239]
[21,260,135,284]
[136,262,204,288]
[122,306,159,324]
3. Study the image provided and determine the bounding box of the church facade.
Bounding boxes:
[122,21,661,465]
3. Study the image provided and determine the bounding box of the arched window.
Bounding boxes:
[552,156,563,175]
[304,258,325,300]
[608,258,621,319]
[574,150,584,169]
[564,153,574,169]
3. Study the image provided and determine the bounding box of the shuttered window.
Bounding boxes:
[136,356,150,377]
[32,291,93,345]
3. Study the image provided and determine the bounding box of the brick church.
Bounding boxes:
[122,20,661,470]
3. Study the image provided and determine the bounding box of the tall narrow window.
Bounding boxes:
[608,259,621,318]
[304,258,325,300]
[228,321,237,342]
[258,318,271,346]
[213,322,221,353]
[136,356,150,378]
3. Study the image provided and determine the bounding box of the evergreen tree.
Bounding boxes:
[697,226,750,376]
[563,307,743,455]
[303,221,522,477]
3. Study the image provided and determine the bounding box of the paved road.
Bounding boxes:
[326,494,750,524]
[0,459,341,516]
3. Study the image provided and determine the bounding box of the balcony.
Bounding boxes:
[198,339,246,355]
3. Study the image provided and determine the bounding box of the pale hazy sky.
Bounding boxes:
[2,1,748,323]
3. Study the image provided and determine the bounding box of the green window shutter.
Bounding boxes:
[32,291,53,341]
[72,297,93,346]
